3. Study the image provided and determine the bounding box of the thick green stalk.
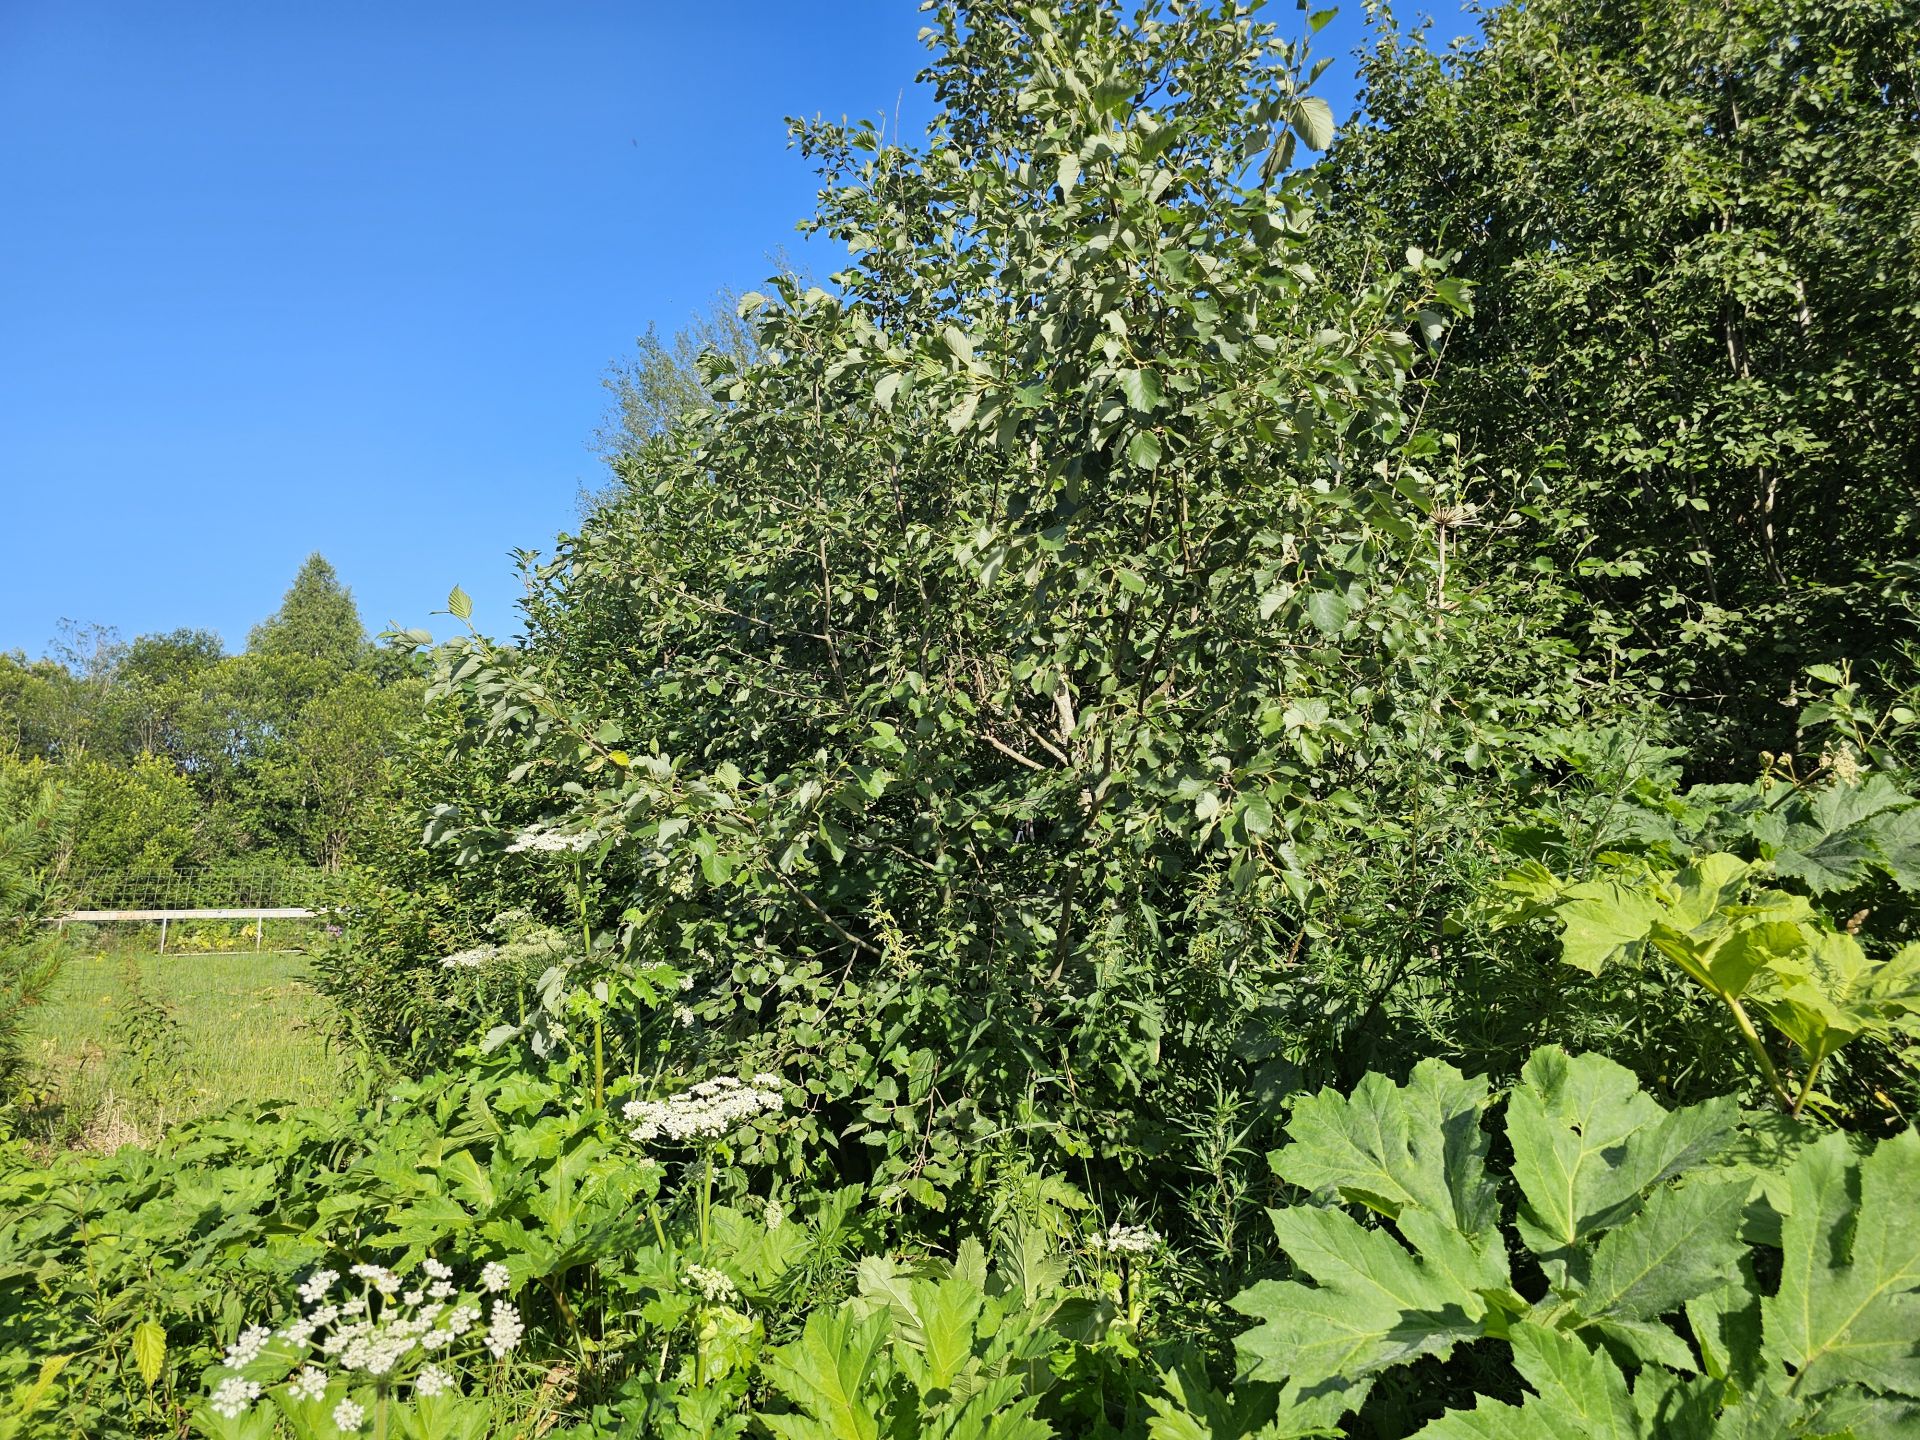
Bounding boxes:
[1719,991,1795,1112]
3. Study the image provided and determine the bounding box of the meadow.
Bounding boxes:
[17,936,342,1151]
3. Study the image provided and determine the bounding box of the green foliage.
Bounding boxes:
[1230,1046,1920,1437]
[1322,0,1920,766]
[1494,766,1920,1116]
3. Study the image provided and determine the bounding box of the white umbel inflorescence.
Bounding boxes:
[623,1073,784,1143]
[1094,1222,1160,1255]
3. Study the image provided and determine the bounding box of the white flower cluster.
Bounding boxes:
[439,944,500,970]
[684,1264,739,1305]
[623,1073,784,1143]
[210,1377,262,1419]
[1095,1222,1160,1255]
[763,1197,785,1231]
[506,824,595,855]
[484,1300,523,1359]
[202,1254,520,1425]
[223,1324,273,1368]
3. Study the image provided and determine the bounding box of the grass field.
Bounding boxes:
[19,938,346,1150]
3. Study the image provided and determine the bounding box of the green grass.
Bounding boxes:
[19,937,346,1150]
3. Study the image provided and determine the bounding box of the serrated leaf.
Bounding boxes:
[1575,1178,1749,1325]
[132,1318,166,1388]
[941,324,973,365]
[1508,1048,1737,1268]
[1119,367,1163,412]
[447,585,472,620]
[1410,1324,1639,1439]
[1763,1130,1920,1399]
[758,1305,889,1440]
[1554,880,1668,973]
[1290,95,1336,152]
[1305,589,1349,636]
[1127,428,1162,469]
[1231,1206,1492,1389]
[1272,1059,1497,1237]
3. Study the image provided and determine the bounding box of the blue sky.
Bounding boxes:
[0,1,1428,657]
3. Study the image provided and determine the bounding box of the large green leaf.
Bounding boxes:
[758,1306,889,1440]
[1507,1048,1737,1267]
[1410,1324,1644,1439]
[1574,1178,1750,1326]
[1270,1059,1497,1237]
[1763,1130,1920,1400]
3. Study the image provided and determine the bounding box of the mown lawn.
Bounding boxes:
[19,938,345,1150]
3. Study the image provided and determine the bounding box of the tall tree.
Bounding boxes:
[1322,0,1920,767]
[247,554,367,671]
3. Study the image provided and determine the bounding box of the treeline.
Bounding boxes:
[0,555,419,883]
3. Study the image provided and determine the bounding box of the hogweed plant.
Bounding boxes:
[190,1256,523,1440]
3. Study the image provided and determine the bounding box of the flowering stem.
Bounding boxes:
[699,1148,713,1255]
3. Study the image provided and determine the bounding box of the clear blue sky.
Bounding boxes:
[0,1,1428,658]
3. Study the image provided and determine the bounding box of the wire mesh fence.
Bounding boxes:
[63,864,331,913]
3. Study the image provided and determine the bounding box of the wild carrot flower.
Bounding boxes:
[1095,1222,1160,1255]
[685,1264,739,1305]
[223,1324,272,1368]
[484,1301,524,1358]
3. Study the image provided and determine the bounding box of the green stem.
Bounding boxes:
[575,857,604,1110]
[700,1149,713,1255]
[1791,1057,1824,1118]
[1721,993,1795,1111]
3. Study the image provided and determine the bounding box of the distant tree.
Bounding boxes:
[591,289,762,464]
[247,555,367,671]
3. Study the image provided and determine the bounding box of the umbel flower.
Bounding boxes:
[505,824,596,855]
[623,1073,784,1143]
[1095,1222,1160,1255]
[196,1253,521,1426]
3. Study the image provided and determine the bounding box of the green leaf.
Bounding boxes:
[1412,1324,1639,1439]
[941,324,973,365]
[758,1305,889,1440]
[446,585,472,621]
[1272,1059,1497,1237]
[1553,880,1667,974]
[1127,429,1163,470]
[1290,96,1336,152]
[1119,367,1164,413]
[1763,1130,1920,1399]
[1574,1178,1750,1325]
[132,1319,166,1388]
[1305,589,1349,636]
[1507,1048,1736,1267]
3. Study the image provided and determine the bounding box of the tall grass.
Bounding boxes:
[16,938,345,1150]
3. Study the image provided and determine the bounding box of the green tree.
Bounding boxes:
[390,0,1619,1200]
[246,554,367,672]
[1322,0,1920,767]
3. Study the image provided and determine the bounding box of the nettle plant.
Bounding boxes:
[190,1256,523,1440]
[1228,1047,1920,1437]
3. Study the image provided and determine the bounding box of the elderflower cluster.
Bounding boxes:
[505,824,595,855]
[623,1073,784,1143]
[199,1254,521,1427]
[685,1264,740,1305]
[439,944,499,969]
[1094,1222,1160,1255]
